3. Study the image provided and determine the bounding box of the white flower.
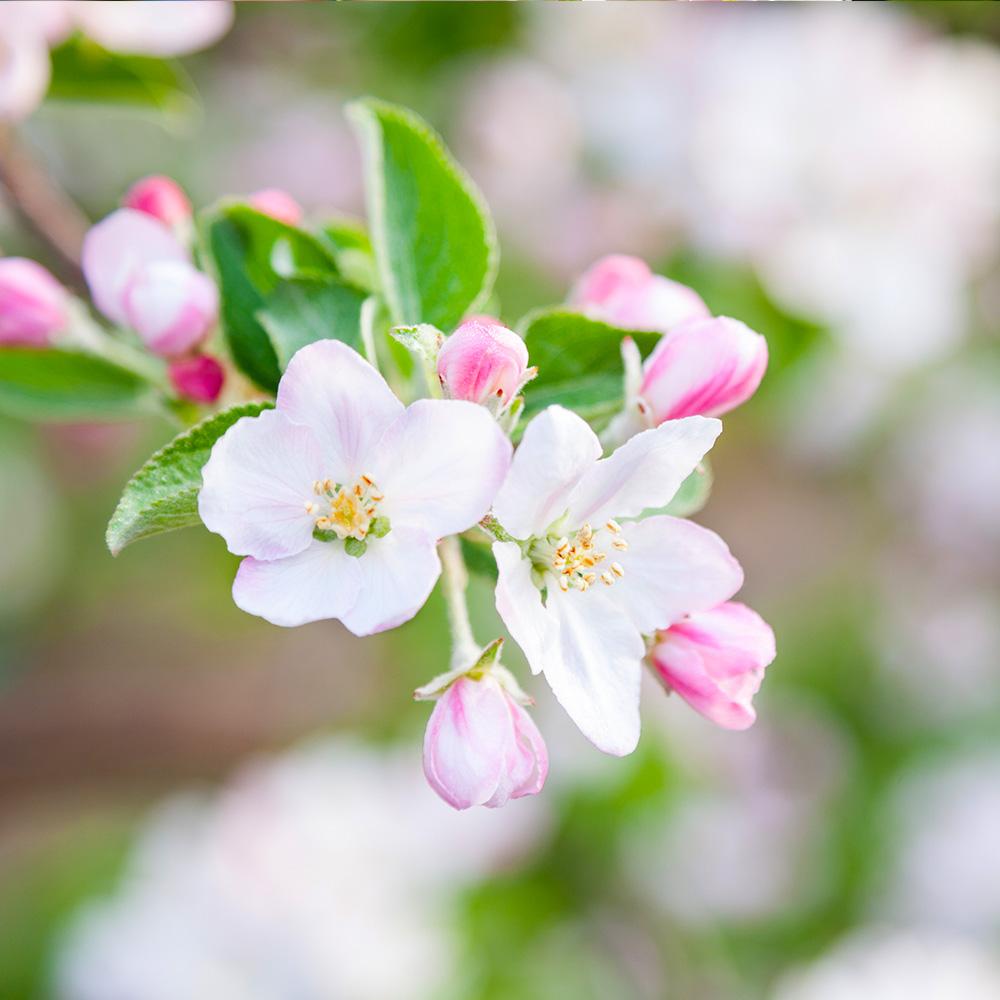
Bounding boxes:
[490,405,742,755]
[199,340,512,635]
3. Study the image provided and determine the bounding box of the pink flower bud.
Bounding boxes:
[640,315,768,421]
[0,257,69,346]
[437,320,530,407]
[248,188,303,226]
[423,674,548,810]
[570,254,710,334]
[650,602,776,730]
[168,353,225,404]
[122,175,192,229]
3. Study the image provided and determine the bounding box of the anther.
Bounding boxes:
[601,571,615,586]
[611,562,625,578]
[606,519,622,534]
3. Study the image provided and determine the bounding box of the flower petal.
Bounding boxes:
[503,700,549,801]
[370,399,512,539]
[75,1,234,57]
[231,542,362,628]
[199,409,324,560]
[493,541,558,676]
[544,586,645,756]
[337,527,441,637]
[493,406,602,540]
[276,340,404,483]
[566,416,722,527]
[610,515,744,634]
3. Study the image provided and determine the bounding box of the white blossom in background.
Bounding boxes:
[55,739,549,1000]
[772,928,1000,1000]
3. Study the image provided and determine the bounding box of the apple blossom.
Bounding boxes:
[437,318,532,410]
[199,340,512,635]
[122,175,192,229]
[73,1,234,58]
[248,188,304,226]
[82,209,218,357]
[423,671,548,810]
[0,257,69,346]
[649,601,775,730]
[491,405,743,755]
[168,354,225,404]
[570,254,709,334]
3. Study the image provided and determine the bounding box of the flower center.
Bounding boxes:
[531,519,628,593]
[306,475,388,546]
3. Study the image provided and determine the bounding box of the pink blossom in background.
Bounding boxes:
[248,188,303,226]
[423,674,548,810]
[168,354,225,404]
[649,601,775,730]
[73,1,234,57]
[0,257,68,345]
[437,319,530,409]
[122,175,192,229]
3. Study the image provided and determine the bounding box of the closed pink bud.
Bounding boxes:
[640,315,768,420]
[123,260,219,357]
[570,254,710,334]
[248,188,303,226]
[650,602,776,730]
[168,353,225,404]
[0,257,69,346]
[423,674,548,810]
[122,175,192,229]
[437,320,530,407]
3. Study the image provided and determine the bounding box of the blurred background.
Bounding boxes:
[2,3,999,998]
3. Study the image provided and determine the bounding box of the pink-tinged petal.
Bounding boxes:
[82,209,187,326]
[276,340,403,483]
[493,406,602,540]
[198,408,324,560]
[0,32,50,122]
[437,320,530,406]
[493,541,558,677]
[566,416,721,527]
[370,399,512,539]
[231,542,362,628]
[74,1,234,57]
[544,586,645,756]
[0,258,68,345]
[423,676,509,810]
[651,601,775,730]
[610,515,743,634]
[122,175,192,228]
[641,316,768,421]
[337,526,441,637]
[501,699,549,801]
[168,354,224,404]
[122,260,218,356]
[248,188,303,226]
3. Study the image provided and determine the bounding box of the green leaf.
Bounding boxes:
[316,218,378,290]
[0,349,153,423]
[198,203,341,391]
[519,309,660,426]
[47,36,196,120]
[460,535,498,582]
[106,402,273,556]
[641,461,713,519]
[348,98,497,331]
[258,277,368,370]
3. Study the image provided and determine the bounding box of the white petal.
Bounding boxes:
[544,586,645,756]
[567,416,721,527]
[611,515,744,634]
[493,406,602,540]
[199,409,324,560]
[232,543,362,628]
[276,340,403,483]
[75,1,234,57]
[338,527,441,637]
[493,541,558,676]
[370,400,512,539]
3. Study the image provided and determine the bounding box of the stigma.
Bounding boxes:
[306,474,385,542]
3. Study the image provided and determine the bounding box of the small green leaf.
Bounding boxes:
[348,98,497,331]
[519,309,660,427]
[258,277,368,370]
[344,537,368,558]
[460,536,499,582]
[641,461,713,519]
[106,402,273,555]
[0,349,154,423]
[198,203,340,391]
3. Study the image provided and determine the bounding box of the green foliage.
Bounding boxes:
[0,348,154,423]
[518,309,660,428]
[47,36,196,120]
[258,277,368,370]
[646,462,713,519]
[106,402,273,555]
[198,203,341,390]
[348,98,498,332]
